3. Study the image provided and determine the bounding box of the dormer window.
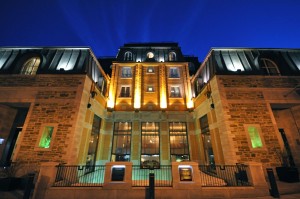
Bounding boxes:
[147,52,154,59]
[260,58,280,76]
[169,52,176,61]
[20,57,40,75]
[124,51,133,61]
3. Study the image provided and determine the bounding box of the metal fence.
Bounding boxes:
[53,165,105,187]
[132,165,172,187]
[199,165,252,187]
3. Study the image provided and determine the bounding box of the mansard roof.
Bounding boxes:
[0,47,109,82]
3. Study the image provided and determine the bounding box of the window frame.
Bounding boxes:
[147,67,154,73]
[111,122,132,162]
[121,67,132,78]
[35,123,58,151]
[244,124,266,151]
[170,86,181,98]
[169,52,176,61]
[20,57,41,75]
[169,122,190,162]
[120,86,131,97]
[169,67,180,78]
[147,85,154,92]
[260,58,281,76]
[141,122,160,169]
[124,51,133,61]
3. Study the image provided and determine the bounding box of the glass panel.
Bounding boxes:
[38,126,54,148]
[147,67,154,73]
[112,122,131,162]
[141,122,160,168]
[120,86,130,97]
[86,115,101,169]
[169,122,189,162]
[247,126,263,148]
[121,67,132,77]
[170,87,181,97]
[20,57,40,75]
[169,67,179,78]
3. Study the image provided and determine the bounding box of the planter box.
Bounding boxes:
[276,167,299,183]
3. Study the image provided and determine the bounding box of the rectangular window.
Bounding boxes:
[245,125,264,149]
[147,86,154,92]
[141,122,160,168]
[147,67,154,73]
[200,115,215,166]
[170,86,181,97]
[86,115,101,172]
[169,122,189,162]
[200,115,209,134]
[120,86,130,97]
[169,67,179,78]
[36,124,57,150]
[121,67,132,78]
[112,122,131,161]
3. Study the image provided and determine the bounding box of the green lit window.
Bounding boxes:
[246,125,264,149]
[39,126,54,148]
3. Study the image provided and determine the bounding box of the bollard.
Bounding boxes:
[266,168,280,198]
[149,173,155,199]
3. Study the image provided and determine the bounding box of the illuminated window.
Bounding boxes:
[170,86,181,97]
[120,86,130,97]
[169,52,176,61]
[86,115,101,172]
[147,86,154,92]
[245,125,264,149]
[260,58,280,76]
[141,122,160,168]
[169,122,189,162]
[36,124,57,150]
[20,57,40,75]
[111,122,131,162]
[124,51,133,61]
[169,67,179,78]
[147,67,154,73]
[121,67,132,78]
[147,52,154,59]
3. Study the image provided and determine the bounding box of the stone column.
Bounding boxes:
[33,162,59,199]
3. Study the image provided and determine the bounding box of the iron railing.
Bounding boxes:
[132,165,172,187]
[53,165,105,187]
[53,164,250,187]
[199,164,251,187]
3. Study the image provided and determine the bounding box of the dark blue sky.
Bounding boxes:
[0,0,299,61]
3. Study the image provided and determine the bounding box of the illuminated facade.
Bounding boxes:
[0,45,300,198]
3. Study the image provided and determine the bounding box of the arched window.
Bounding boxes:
[124,51,133,61]
[260,58,280,76]
[169,52,176,61]
[20,57,40,75]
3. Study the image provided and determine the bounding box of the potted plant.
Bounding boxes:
[0,160,23,191]
[275,149,299,183]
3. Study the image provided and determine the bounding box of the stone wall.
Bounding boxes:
[217,75,300,167]
[0,74,87,165]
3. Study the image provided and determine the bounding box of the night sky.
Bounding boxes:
[0,0,299,61]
